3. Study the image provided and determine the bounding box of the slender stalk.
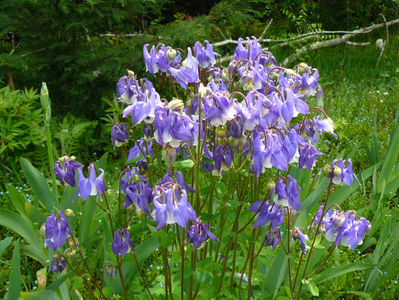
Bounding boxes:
[287,209,294,299]
[116,256,129,300]
[247,228,257,300]
[189,249,197,300]
[132,250,154,300]
[305,246,335,280]
[176,224,185,300]
[70,235,107,299]
[296,176,334,298]
[62,254,97,299]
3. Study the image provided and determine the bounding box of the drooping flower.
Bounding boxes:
[112,229,134,257]
[169,48,199,89]
[273,176,301,211]
[213,144,234,175]
[49,254,67,273]
[299,143,323,170]
[151,184,197,230]
[331,158,358,186]
[265,228,281,249]
[314,207,371,249]
[111,123,129,148]
[53,157,82,187]
[292,227,308,254]
[187,219,219,248]
[44,211,72,251]
[194,40,219,68]
[124,170,153,213]
[248,200,284,229]
[76,164,106,200]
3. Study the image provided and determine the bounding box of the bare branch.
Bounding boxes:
[282,17,399,66]
[345,41,371,46]
[258,19,273,40]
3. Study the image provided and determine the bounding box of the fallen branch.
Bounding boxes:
[282,17,399,66]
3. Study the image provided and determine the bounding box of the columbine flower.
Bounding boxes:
[169,48,199,89]
[265,228,281,249]
[124,170,153,213]
[314,117,337,138]
[299,143,323,170]
[76,164,106,200]
[292,227,308,254]
[194,40,219,68]
[249,200,284,229]
[273,176,301,211]
[49,254,67,273]
[331,158,358,186]
[53,157,81,187]
[151,183,197,230]
[111,123,129,148]
[187,219,219,248]
[112,229,134,257]
[44,211,72,251]
[315,207,371,249]
[213,144,234,175]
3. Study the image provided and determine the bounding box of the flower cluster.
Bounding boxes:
[44,210,72,251]
[315,206,371,249]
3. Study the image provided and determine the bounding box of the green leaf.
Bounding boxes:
[6,184,26,217]
[174,159,195,169]
[0,210,43,253]
[194,270,213,283]
[377,126,399,192]
[263,248,287,298]
[20,290,60,300]
[5,241,21,300]
[338,291,372,300]
[315,262,375,284]
[0,236,13,257]
[21,157,57,210]
[47,272,72,291]
[307,279,319,297]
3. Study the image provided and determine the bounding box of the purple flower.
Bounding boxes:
[76,164,106,201]
[273,176,301,211]
[169,48,199,89]
[111,123,129,148]
[292,227,308,254]
[49,254,67,273]
[124,172,153,213]
[202,92,236,127]
[112,229,134,257]
[299,143,323,170]
[315,207,371,249]
[44,211,72,251]
[53,157,82,187]
[187,219,219,248]
[151,184,197,230]
[265,229,281,249]
[249,200,284,229]
[314,117,337,138]
[194,40,219,68]
[213,144,234,175]
[143,44,160,74]
[331,158,359,186]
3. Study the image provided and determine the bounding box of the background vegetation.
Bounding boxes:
[1,0,399,298]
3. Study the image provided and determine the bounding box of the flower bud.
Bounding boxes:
[228,60,239,74]
[64,248,76,259]
[297,62,309,72]
[333,212,345,227]
[127,69,136,78]
[323,165,332,177]
[286,69,297,77]
[143,125,151,138]
[167,99,184,111]
[222,68,230,84]
[216,126,227,138]
[334,167,342,177]
[166,48,177,62]
[64,209,75,217]
[105,264,116,278]
[162,146,177,169]
[267,180,276,193]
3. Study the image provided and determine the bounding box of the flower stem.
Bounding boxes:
[296,176,334,298]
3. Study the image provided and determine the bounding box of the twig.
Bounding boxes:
[258,19,273,40]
